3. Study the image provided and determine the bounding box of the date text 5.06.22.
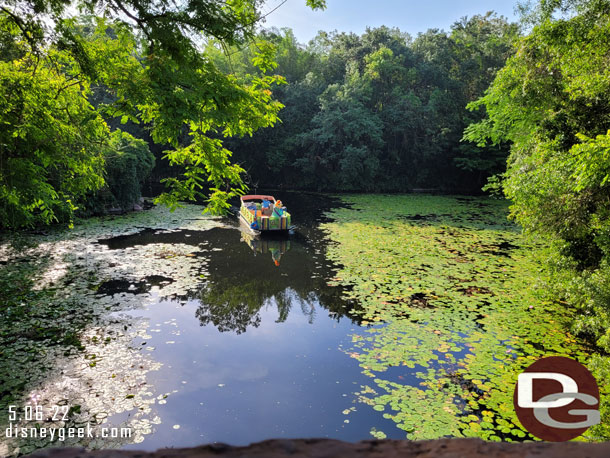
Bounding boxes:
[8,405,70,422]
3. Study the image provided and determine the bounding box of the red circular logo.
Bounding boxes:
[513,356,599,441]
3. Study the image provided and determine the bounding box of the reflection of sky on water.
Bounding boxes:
[1,194,409,455]
[98,192,408,449]
[118,290,403,450]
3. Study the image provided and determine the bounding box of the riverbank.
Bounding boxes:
[24,438,610,457]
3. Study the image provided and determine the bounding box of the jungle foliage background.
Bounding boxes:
[1,0,610,433]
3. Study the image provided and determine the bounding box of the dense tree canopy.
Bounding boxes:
[0,0,326,228]
[218,15,519,193]
[0,14,108,227]
[465,0,610,351]
[1,1,521,229]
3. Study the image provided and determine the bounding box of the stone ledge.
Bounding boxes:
[25,438,610,458]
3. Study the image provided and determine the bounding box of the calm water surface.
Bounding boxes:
[99,193,404,449]
[3,193,596,454]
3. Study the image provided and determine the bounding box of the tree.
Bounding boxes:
[0,1,327,228]
[0,15,107,227]
[464,0,610,350]
[88,130,155,213]
[201,15,518,194]
[298,76,384,191]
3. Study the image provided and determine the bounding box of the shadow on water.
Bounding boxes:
[0,192,405,456]
[90,192,402,449]
[97,193,361,334]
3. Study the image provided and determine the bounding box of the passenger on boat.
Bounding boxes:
[261,198,273,216]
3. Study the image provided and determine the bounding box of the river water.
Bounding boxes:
[0,192,403,456]
[101,193,405,450]
[1,192,593,455]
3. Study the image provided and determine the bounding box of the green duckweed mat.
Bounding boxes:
[321,194,608,441]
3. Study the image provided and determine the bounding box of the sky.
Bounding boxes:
[261,0,521,43]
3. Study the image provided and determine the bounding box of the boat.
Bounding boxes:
[239,195,291,233]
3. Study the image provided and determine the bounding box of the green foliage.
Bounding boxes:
[1,1,325,226]
[84,130,155,212]
[107,131,154,208]
[298,80,384,191]
[323,195,606,440]
[464,0,610,355]
[306,0,327,8]
[222,16,518,193]
[0,15,107,229]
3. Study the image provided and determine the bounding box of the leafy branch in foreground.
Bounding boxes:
[0,0,327,227]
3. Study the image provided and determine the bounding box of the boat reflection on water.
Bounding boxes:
[240,230,290,266]
[190,209,360,335]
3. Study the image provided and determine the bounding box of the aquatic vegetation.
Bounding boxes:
[3,193,607,455]
[322,195,603,441]
[0,205,222,456]
[0,195,359,455]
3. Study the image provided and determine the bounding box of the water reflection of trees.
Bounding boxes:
[195,278,266,334]
[195,281,321,334]
[192,231,356,334]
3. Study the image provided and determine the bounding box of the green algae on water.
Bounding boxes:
[321,195,601,441]
[0,204,223,456]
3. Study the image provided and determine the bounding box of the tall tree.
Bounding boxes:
[0,1,326,227]
[464,0,610,351]
[223,17,518,192]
